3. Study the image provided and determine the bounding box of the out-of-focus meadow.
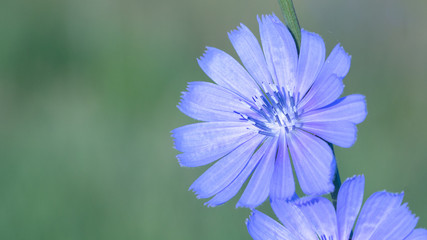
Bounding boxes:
[0,0,426,239]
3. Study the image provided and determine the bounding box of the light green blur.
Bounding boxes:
[0,0,427,239]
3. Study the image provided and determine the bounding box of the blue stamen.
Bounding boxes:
[244,83,299,137]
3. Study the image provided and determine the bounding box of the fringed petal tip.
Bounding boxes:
[376,190,405,198]
[188,185,203,199]
[246,209,260,222]
[256,13,278,24]
[401,202,418,220]
[345,174,364,181]
[269,192,299,203]
[346,94,368,124]
[175,154,188,168]
[197,47,218,69]
[227,23,248,36]
[333,43,350,58]
[292,195,322,207]
[198,46,214,57]
[189,191,210,201]
[329,43,352,78]
[269,13,281,23]
[188,183,209,199]
[203,201,218,208]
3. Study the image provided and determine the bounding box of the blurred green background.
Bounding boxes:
[0,0,426,239]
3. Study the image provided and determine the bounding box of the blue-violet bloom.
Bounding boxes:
[172,14,367,208]
[247,175,427,240]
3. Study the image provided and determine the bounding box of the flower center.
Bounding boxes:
[237,83,300,137]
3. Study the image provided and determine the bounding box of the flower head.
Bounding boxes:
[247,175,427,240]
[172,14,367,208]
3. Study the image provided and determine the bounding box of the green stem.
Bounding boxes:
[329,143,342,209]
[277,0,301,52]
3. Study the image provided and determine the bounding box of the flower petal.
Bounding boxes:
[228,24,273,86]
[353,191,404,240]
[271,199,318,240]
[404,229,427,240]
[258,14,298,92]
[296,29,325,102]
[368,203,418,240]
[176,141,243,168]
[294,197,338,240]
[197,47,260,99]
[247,210,299,240]
[178,81,253,122]
[287,129,335,195]
[270,129,295,200]
[189,134,264,199]
[205,136,269,207]
[300,121,357,148]
[300,94,367,124]
[237,137,278,208]
[173,122,258,167]
[337,175,365,240]
[317,43,351,80]
[298,74,344,113]
[172,122,255,153]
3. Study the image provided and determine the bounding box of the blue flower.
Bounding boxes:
[247,175,427,240]
[172,14,367,208]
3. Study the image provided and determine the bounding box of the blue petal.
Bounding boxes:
[294,197,338,240]
[271,199,318,240]
[247,210,299,240]
[368,203,418,240]
[178,81,253,122]
[287,129,335,195]
[337,175,365,240]
[237,137,278,208]
[258,14,298,92]
[173,122,258,167]
[228,24,274,86]
[404,229,427,240]
[300,121,357,148]
[197,47,260,99]
[176,141,246,168]
[298,74,344,113]
[300,94,367,125]
[317,43,351,80]
[205,136,269,207]
[172,122,256,153]
[296,29,325,102]
[270,129,295,200]
[353,191,404,240]
[189,134,264,199]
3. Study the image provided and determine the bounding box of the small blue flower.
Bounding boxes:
[172,14,367,208]
[247,175,427,240]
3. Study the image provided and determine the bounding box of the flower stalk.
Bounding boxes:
[277,0,301,51]
[329,143,342,209]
